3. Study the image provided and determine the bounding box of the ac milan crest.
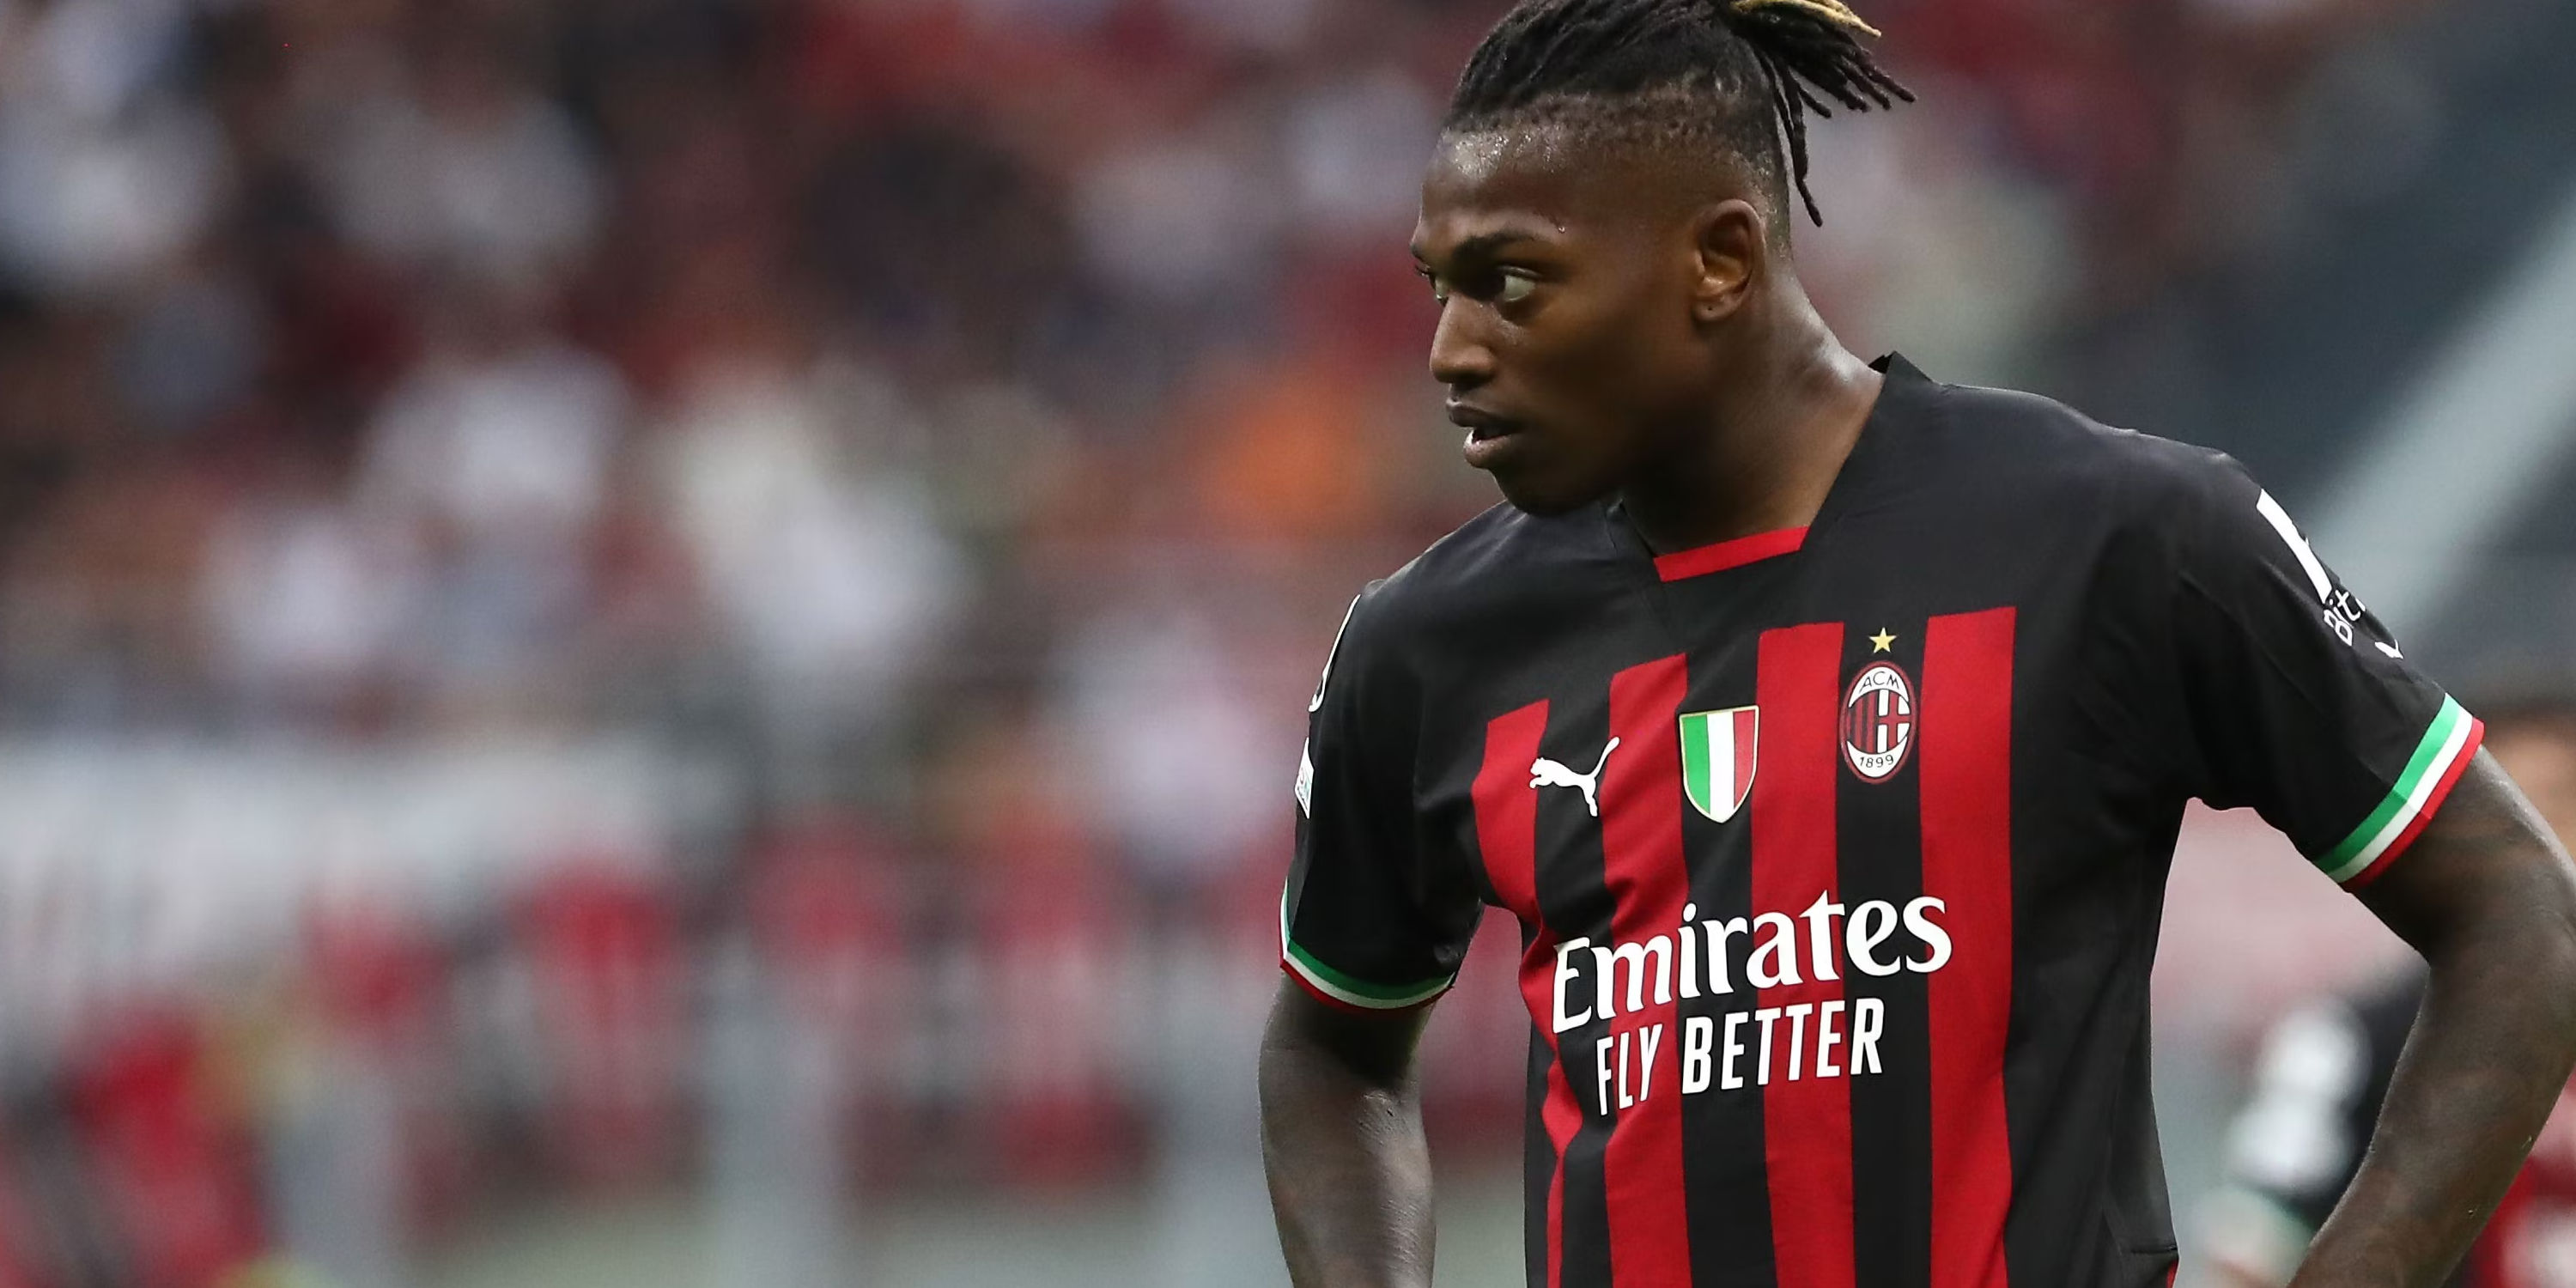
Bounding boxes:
[1677,706,1758,823]
[1843,662,1915,781]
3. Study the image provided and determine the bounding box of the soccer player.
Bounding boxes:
[2201,696,2576,1288]
[1256,1,2576,1286]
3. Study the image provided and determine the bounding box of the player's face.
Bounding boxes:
[1413,129,1714,515]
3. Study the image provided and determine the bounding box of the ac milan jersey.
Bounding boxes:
[1279,355,2486,1288]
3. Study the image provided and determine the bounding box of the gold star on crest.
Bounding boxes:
[1869,629,1899,653]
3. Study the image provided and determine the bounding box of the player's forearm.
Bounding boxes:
[2289,932,2576,1286]
[1260,994,1438,1288]
[2296,774,2576,1287]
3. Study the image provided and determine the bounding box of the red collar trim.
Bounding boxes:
[1653,526,1808,581]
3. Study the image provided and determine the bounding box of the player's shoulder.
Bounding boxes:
[1924,371,2254,531]
[1342,501,1614,658]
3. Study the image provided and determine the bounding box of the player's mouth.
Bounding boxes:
[1449,403,1528,469]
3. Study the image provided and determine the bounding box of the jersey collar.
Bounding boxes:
[1651,524,1810,581]
[1615,352,1934,582]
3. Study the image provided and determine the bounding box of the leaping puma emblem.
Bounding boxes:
[1529,738,1620,817]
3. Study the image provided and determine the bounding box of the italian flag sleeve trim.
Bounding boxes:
[2317,696,2485,887]
[1278,892,1457,1012]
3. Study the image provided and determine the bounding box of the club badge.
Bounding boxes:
[1843,662,1915,781]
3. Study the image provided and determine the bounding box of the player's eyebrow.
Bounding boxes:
[1411,230,1540,265]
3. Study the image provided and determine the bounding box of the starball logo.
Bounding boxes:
[1549,892,1953,1115]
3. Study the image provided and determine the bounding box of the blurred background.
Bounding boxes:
[0,0,2573,1284]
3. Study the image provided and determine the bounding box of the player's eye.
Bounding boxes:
[1415,265,1450,305]
[1497,270,1539,305]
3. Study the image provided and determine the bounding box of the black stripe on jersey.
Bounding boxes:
[1842,622,1933,1288]
[1525,921,1559,1288]
[1525,1021,1557,1288]
[1534,708,1618,1288]
[1680,657,1780,1288]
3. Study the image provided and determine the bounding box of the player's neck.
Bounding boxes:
[1618,295,1882,558]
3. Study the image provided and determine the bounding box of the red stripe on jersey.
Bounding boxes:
[2347,717,2485,890]
[1655,526,1808,581]
[1754,623,1856,1288]
[1479,702,1552,926]
[1598,656,1695,1285]
[1921,608,2018,1288]
[1474,700,1578,1288]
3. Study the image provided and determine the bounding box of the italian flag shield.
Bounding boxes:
[1679,706,1759,823]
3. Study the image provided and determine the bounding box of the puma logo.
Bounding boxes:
[1530,738,1620,817]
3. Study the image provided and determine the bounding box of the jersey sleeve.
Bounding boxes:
[1279,581,1482,1012]
[2157,455,2484,888]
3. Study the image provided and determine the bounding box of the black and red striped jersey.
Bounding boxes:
[1279,355,2486,1288]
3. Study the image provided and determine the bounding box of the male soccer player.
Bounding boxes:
[2202,696,2576,1288]
[1257,1,2576,1286]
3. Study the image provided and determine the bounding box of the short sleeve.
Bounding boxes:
[1279,581,1481,1012]
[2160,456,2484,887]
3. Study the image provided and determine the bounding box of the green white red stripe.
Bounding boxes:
[1279,890,1455,1011]
[1679,705,1759,823]
[2318,696,2483,885]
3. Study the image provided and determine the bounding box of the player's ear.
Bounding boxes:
[1688,198,1765,327]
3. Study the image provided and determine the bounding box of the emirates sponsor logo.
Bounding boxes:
[1548,892,1953,1113]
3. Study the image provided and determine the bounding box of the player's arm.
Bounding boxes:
[2198,989,2405,1287]
[1261,981,1440,1288]
[2291,758,2576,1287]
[1264,583,1478,1288]
[2149,455,2576,1285]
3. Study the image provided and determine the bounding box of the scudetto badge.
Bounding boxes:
[1843,662,1915,781]
[1678,706,1758,823]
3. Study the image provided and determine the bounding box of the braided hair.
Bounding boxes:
[1445,0,1913,228]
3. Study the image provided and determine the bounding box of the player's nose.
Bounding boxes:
[1428,300,1498,390]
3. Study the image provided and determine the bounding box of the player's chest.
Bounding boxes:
[1419,601,2030,928]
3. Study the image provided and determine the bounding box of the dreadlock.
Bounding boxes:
[1446,0,1914,227]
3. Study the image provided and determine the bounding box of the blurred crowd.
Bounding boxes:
[0,0,2481,1284]
[0,0,2453,746]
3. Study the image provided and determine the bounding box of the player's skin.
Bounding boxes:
[2211,720,2576,1288]
[1259,120,2576,1288]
